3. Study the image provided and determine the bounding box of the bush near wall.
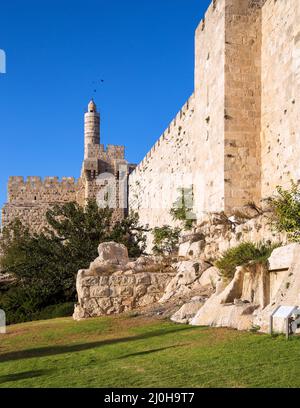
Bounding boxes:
[215,241,280,280]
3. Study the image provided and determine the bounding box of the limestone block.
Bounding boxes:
[178,242,191,258]
[134,284,147,297]
[146,285,161,294]
[135,273,151,285]
[73,304,86,320]
[90,286,110,298]
[171,298,205,324]
[188,241,205,259]
[199,267,220,287]
[119,286,133,297]
[268,244,299,271]
[97,298,112,312]
[137,294,158,307]
[120,276,135,286]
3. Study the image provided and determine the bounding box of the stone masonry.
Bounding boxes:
[2,100,136,232]
[2,0,300,240]
[129,0,300,232]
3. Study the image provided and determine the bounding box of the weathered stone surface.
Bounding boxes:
[73,246,176,320]
[253,244,300,333]
[199,267,220,287]
[171,297,206,324]
[190,267,256,330]
[96,242,129,266]
[159,260,211,303]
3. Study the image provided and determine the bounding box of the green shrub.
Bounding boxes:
[269,181,300,241]
[0,200,147,324]
[152,226,180,255]
[215,241,280,280]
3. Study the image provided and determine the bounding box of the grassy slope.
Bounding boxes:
[0,315,300,388]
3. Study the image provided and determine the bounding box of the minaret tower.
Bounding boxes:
[84,100,100,159]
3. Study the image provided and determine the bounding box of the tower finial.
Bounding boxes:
[88,99,97,113]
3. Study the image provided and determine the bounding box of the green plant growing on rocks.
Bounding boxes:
[215,241,281,280]
[0,201,146,324]
[269,181,300,242]
[170,187,196,230]
[152,225,180,256]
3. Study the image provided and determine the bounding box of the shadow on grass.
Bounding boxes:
[116,344,189,360]
[0,326,197,363]
[0,369,55,384]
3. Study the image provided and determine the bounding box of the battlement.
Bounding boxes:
[8,176,79,187]
[7,176,80,205]
[132,94,195,174]
[106,144,125,157]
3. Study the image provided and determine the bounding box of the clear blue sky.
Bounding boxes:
[0,0,211,216]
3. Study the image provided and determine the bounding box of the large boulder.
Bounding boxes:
[190,267,255,330]
[253,244,300,332]
[73,242,176,320]
[89,242,129,272]
[97,242,129,265]
[268,243,298,271]
[171,296,206,324]
[199,266,220,287]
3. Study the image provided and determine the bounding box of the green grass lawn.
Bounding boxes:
[0,314,300,388]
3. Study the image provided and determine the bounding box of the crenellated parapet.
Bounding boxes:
[132,94,195,175]
[7,176,80,204]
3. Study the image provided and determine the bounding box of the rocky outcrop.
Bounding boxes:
[186,244,300,334]
[253,244,300,333]
[159,260,216,303]
[171,296,206,324]
[268,243,298,271]
[73,242,176,320]
[178,212,286,263]
[190,266,259,330]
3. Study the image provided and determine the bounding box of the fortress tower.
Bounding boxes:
[1,100,135,232]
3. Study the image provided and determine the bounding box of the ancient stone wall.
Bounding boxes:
[129,0,227,233]
[260,0,300,199]
[193,0,226,214]
[2,176,82,233]
[129,96,196,229]
[74,270,175,319]
[128,0,267,233]
[224,0,262,210]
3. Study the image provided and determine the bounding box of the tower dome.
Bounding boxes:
[88,99,97,113]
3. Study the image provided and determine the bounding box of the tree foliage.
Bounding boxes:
[152,225,180,255]
[0,200,146,323]
[269,181,300,242]
[170,187,196,230]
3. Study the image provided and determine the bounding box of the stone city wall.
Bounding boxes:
[129,0,266,233]
[260,0,300,199]
[2,176,82,233]
[129,95,196,229]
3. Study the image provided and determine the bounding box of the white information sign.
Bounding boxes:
[272,306,297,319]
